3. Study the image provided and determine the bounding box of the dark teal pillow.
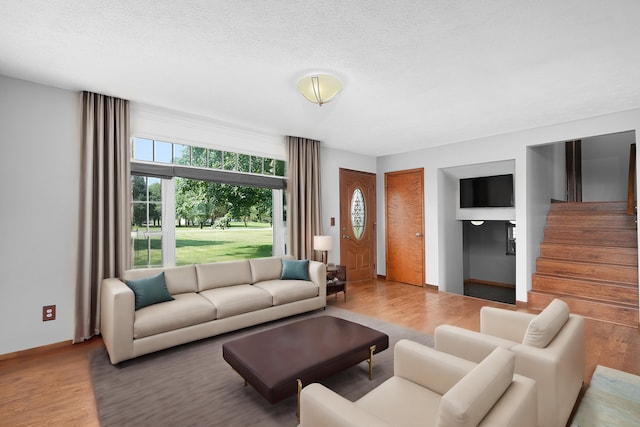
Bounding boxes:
[125,272,174,310]
[281,259,310,281]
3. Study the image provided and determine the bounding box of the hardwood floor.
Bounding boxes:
[2,279,639,426]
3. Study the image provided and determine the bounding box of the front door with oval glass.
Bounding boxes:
[340,169,376,282]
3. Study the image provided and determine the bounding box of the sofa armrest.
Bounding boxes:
[307,260,327,299]
[480,306,535,342]
[299,383,391,427]
[393,339,476,395]
[434,324,517,364]
[100,278,135,364]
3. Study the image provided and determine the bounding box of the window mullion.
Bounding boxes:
[162,178,176,266]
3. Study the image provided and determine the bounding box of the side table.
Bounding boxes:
[326,264,346,301]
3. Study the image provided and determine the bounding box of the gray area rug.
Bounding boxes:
[89,307,433,427]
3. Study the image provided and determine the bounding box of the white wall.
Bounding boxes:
[320,147,376,265]
[526,143,562,288]
[377,109,640,302]
[438,169,464,292]
[3,71,640,352]
[582,131,635,201]
[0,75,80,354]
[130,103,285,159]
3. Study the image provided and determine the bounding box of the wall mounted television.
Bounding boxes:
[460,174,514,208]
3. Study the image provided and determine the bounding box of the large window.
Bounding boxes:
[131,176,163,267]
[130,138,286,269]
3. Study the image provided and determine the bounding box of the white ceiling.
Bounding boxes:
[2,1,640,157]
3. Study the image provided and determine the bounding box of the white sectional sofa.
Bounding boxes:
[100,256,326,364]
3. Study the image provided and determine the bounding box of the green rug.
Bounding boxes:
[89,307,433,427]
[571,365,640,426]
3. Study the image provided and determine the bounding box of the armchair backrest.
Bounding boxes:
[521,299,570,348]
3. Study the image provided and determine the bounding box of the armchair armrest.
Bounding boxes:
[480,306,535,342]
[393,339,475,395]
[307,260,327,299]
[299,383,391,427]
[100,278,135,364]
[434,324,517,364]
[510,314,585,427]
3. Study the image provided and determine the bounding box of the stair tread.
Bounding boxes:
[533,271,639,288]
[528,292,638,328]
[535,201,639,327]
[540,242,637,250]
[529,289,638,309]
[538,258,638,269]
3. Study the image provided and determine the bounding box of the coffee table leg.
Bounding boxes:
[369,345,376,380]
[297,379,302,420]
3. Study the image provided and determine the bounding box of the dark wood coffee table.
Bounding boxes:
[222,316,389,413]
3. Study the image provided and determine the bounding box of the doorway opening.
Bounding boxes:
[462,220,516,304]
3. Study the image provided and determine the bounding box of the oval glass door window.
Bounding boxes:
[351,188,365,240]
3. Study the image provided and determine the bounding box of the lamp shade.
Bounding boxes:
[313,235,333,251]
[296,74,342,106]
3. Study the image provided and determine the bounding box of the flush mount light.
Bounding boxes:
[296,74,343,106]
[470,220,485,226]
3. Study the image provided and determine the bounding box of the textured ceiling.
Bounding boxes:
[1,1,640,156]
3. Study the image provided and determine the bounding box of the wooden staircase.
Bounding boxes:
[529,201,639,328]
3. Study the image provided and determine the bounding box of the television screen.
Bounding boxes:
[460,174,514,208]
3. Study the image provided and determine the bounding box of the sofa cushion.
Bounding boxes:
[125,272,175,310]
[436,348,515,427]
[200,285,272,319]
[196,260,252,291]
[522,298,570,348]
[280,259,310,281]
[133,293,216,339]
[253,279,319,305]
[123,265,198,295]
[356,376,442,427]
[249,256,284,283]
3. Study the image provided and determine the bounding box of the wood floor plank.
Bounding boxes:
[1,278,638,426]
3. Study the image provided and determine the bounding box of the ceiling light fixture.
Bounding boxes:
[296,74,342,106]
[470,220,485,226]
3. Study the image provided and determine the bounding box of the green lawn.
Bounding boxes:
[133,223,273,267]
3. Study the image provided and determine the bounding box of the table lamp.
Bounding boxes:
[313,235,333,265]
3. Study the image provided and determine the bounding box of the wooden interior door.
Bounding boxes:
[339,169,376,282]
[385,168,425,286]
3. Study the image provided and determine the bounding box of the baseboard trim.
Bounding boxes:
[0,340,73,361]
[464,278,515,289]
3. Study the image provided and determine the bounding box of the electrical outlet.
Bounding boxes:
[42,305,56,321]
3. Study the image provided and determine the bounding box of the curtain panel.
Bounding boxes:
[75,92,130,343]
[285,136,322,261]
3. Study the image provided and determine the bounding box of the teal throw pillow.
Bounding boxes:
[125,272,174,310]
[281,259,310,281]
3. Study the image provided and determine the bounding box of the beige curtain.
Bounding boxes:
[286,136,322,260]
[75,92,130,343]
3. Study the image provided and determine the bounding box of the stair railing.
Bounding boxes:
[627,143,636,217]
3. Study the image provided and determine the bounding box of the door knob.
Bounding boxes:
[342,235,351,239]
[415,232,422,237]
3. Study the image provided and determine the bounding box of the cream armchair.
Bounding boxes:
[434,299,584,427]
[299,340,537,427]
